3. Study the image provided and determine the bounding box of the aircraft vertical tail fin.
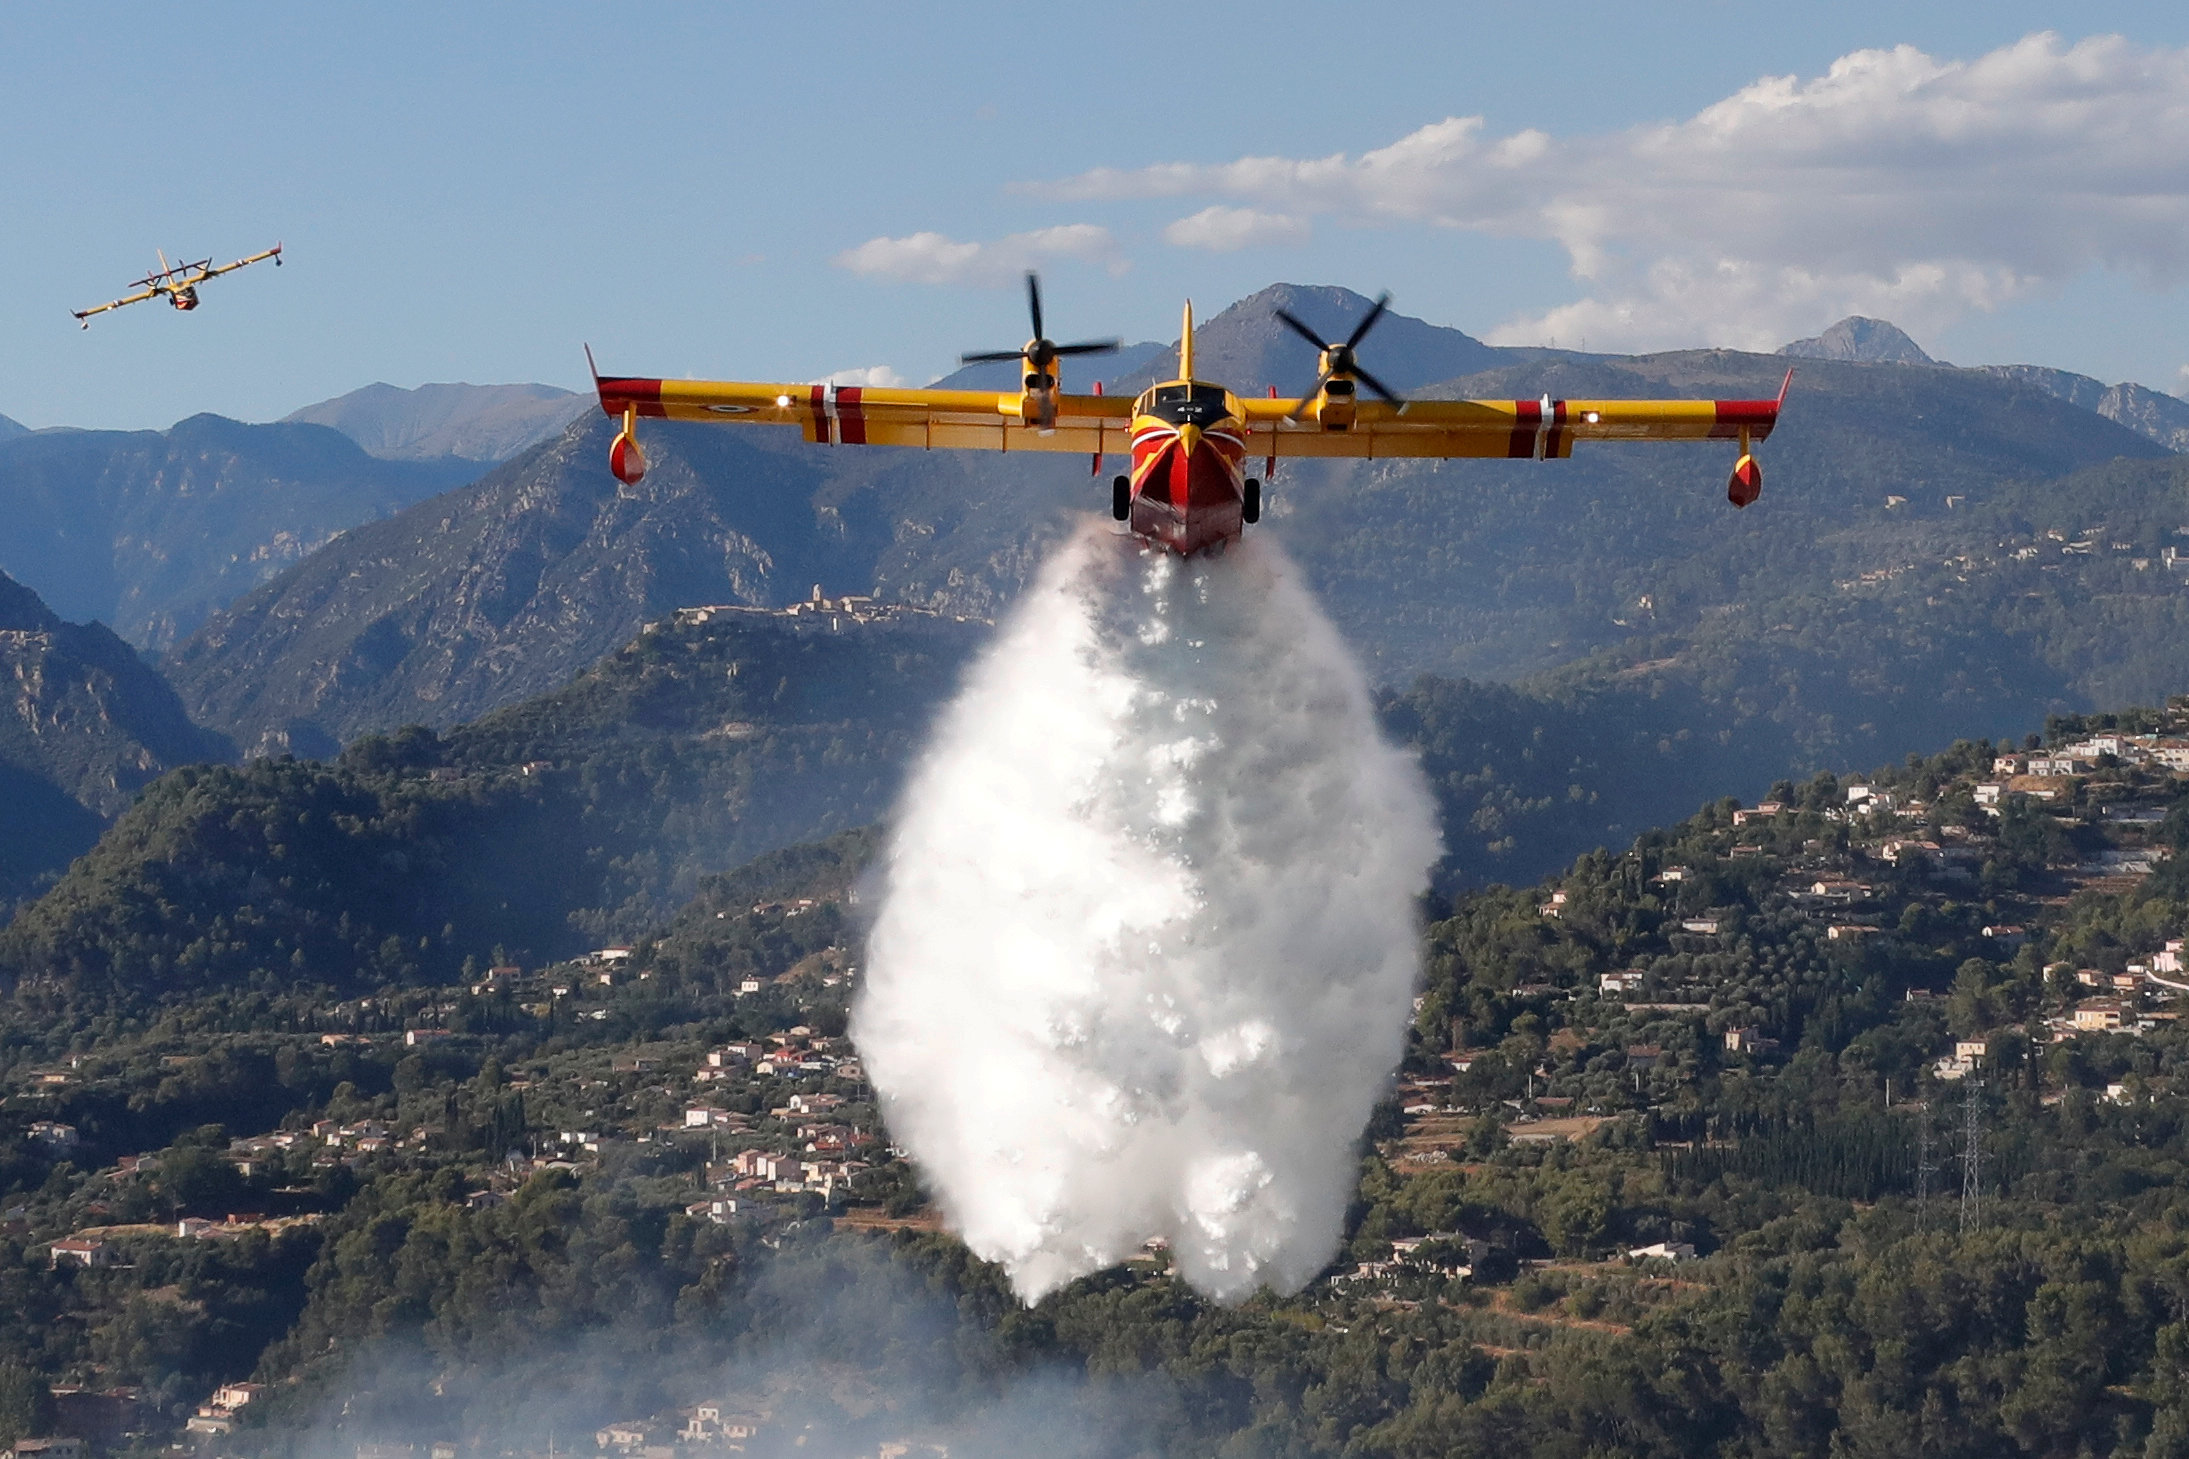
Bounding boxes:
[1179,300,1195,380]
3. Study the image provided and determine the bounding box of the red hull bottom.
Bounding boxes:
[1128,435,1246,557]
[1129,496,1244,557]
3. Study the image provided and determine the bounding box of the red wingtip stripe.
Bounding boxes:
[1709,399,1780,440]
[596,376,666,417]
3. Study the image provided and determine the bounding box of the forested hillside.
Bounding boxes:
[0,605,981,1006]
[10,704,2189,1457]
[1,581,2046,1011]
[21,557,2189,1012]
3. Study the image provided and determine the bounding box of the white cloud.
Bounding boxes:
[1161,206,1311,252]
[814,365,906,388]
[1033,32,2189,351]
[833,224,1122,286]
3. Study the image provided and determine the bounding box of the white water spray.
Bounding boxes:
[854,522,1441,1303]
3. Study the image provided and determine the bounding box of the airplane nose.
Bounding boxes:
[1176,424,1204,457]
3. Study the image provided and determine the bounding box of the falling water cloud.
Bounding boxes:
[855,521,1441,1303]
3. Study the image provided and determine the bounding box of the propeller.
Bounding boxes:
[961,273,1121,379]
[1275,291,1403,418]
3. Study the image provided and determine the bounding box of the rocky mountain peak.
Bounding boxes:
[1100,283,1506,397]
[1777,317,1937,365]
[0,570,61,633]
[282,381,587,462]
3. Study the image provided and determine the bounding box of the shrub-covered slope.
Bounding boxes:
[0,607,980,1004]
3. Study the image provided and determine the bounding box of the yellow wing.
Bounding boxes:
[196,243,283,281]
[72,286,160,324]
[1234,393,1783,460]
[595,372,1784,462]
[594,374,1134,454]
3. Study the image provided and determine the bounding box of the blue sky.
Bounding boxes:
[8,2,2189,429]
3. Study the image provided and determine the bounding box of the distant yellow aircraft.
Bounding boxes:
[591,275,1789,558]
[73,243,283,328]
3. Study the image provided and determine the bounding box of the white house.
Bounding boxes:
[1627,1241,1696,1262]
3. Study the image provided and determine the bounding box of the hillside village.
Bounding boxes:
[1384,701,2189,1163]
[668,586,986,634]
[0,855,907,1459]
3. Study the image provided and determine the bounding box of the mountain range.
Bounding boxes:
[153,287,2185,760]
[0,416,477,651]
[11,281,2189,909]
[281,381,586,461]
[161,415,912,757]
[0,383,584,653]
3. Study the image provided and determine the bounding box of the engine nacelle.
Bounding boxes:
[1728,453,1762,508]
[610,429,647,486]
[1018,384,1059,433]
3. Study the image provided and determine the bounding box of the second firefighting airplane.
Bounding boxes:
[590,276,1788,558]
[73,243,283,328]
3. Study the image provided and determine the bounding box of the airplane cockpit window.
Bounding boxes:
[1146,383,1231,428]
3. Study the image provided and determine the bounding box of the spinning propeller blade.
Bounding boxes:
[1279,292,1404,418]
[1345,293,1389,349]
[960,272,1120,371]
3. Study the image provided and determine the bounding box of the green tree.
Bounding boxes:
[0,1363,55,1446]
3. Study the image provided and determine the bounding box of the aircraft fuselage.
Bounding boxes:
[1127,380,1249,556]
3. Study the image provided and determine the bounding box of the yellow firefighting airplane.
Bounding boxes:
[72,243,283,328]
[590,276,1788,558]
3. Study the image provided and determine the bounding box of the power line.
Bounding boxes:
[1915,1105,1936,1224]
[1960,1081,1983,1231]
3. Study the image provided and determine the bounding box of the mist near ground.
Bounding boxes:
[272,1235,1173,1459]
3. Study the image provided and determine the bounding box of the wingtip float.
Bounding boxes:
[1724,367,1796,509]
[72,242,283,329]
[589,278,1788,556]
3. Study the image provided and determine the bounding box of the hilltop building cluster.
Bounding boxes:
[667,585,983,633]
[1389,704,2189,1154]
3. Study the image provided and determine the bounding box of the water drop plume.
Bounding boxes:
[855,521,1441,1303]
